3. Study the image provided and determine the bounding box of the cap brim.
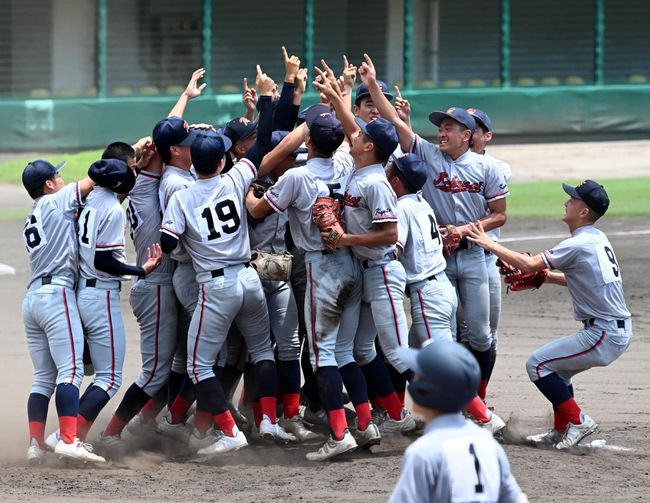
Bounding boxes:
[356,91,394,103]
[177,128,201,147]
[470,115,490,132]
[397,347,422,375]
[54,160,66,171]
[428,111,449,127]
[354,117,369,135]
[562,183,581,199]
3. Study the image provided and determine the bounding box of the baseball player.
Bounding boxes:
[466,180,633,449]
[160,66,296,456]
[96,140,179,448]
[21,160,105,464]
[358,54,508,434]
[247,105,378,460]
[354,78,393,124]
[390,340,527,503]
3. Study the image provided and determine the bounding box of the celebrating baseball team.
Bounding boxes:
[20,46,632,501]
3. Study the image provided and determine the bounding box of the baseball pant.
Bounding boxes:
[262,279,300,362]
[129,272,178,396]
[76,278,125,398]
[407,272,457,348]
[486,251,501,351]
[23,277,84,396]
[172,261,199,374]
[526,318,632,383]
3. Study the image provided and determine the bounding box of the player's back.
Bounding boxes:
[23,183,82,286]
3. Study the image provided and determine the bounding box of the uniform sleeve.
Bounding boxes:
[496,444,525,503]
[159,176,187,212]
[389,451,435,503]
[264,170,298,214]
[483,158,510,202]
[542,236,579,271]
[160,192,186,239]
[332,143,354,179]
[497,159,513,183]
[129,170,160,198]
[226,159,258,197]
[367,180,398,224]
[52,182,83,215]
[396,202,409,251]
[96,204,126,251]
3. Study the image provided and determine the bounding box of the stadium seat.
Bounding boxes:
[416,80,436,89]
[565,76,585,85]
[139,86,160,95]
[218,84,239,93]
[165,85,185,95]
[467,78,487,88]
[491,78,501,87]
[628,74,647,84]
[442,79,462,88]
[84,87,98,97]
[57,88,79,97]
[112,86,133,96]
[516,77,536,87]
[540,77,560,86]
[29,88,51,98]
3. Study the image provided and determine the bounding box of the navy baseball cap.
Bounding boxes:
[88,158,136,194]
[190,131,233,172]
[398,341,480,413]
[152,116,200,150]
[467,107,492,132]
[297,104,327,127]
[271,130,308,155]
[355,117,399,156]
[429,106,476,133]
[223,117,257,147]
[22,160,66,198]
[562,180,610,216]
[392,154,428,190]
[305,104,344,154]
[355,80,393,105]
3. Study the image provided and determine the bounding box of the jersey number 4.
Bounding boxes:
[199,197,241,242]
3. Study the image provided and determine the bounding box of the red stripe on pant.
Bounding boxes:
[416,288,432,340]
[192,284,207,382]
[308,263,319,368]
[142,285,161,389]
[62,288,77,384]
[106,290,116,392]
[535,330,607,379]
[381,266,402,346]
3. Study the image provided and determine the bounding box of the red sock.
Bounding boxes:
[28,421,45,446]
[553,409,566,432]
[466,396,491,423]
[214,411,236,437]
[259,396,277,424]
[141,398,165,423]
[370,397,382,410]
[478,379,488,400]
[76,414,92,442]
[169,395,191,424]
[328,409,348,441]
[355,402,371,431]
[58,416,76,444]
[396,390,406,407]
[381,392,403,420]
[194,410,213,436]
[282,393,300,420]
[556,397,582,426]
[102,414,127,438]
[252,401,262,427]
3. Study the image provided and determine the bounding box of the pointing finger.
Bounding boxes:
[281,46,289,61]
[256,65,263,76]
[394,85,403,99]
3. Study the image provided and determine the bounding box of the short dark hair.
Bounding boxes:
[193,158,221,176]
[388,163,417,194]
[362,132,390,164]
[102,142,135,164]
[27,174,57,199]
[158,145,172,164]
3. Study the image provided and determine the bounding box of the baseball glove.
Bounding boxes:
[250,250,293,281]
[312,196,345,251]
[496,254,549,293]
[250,179,273,199]
[440,225,462,256]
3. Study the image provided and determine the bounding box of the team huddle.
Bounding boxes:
[21,48,632,500]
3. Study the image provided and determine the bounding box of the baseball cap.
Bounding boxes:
[398,341,480,413]
[355,80,394,105]
[88,158,136,194]
[355,117,399,157]
[392,154,428,191]
[223,117,257,147]
[305,104,345,155]
[152,116,200,150]
[190,131,233,172]
[270,130,308,155]
[467,107,492,132]
[22,160,66,198]
[562,179,610,216]
[429,106,476,133]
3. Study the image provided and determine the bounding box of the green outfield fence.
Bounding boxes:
[1,0,650,151]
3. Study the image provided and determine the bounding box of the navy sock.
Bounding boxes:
[218,364,244,399]
[487,348,497,381]
[78,385,110,422]
[470,347,492,381]
[195,377,228,415]
[567,384,574,397]
[387,362,408,394]
[178,375,196,401]
[54,383,79,418]
[255,360,277,399]
[339,362,369,406]
[27,393,50,423]
[166,371,185,406]
[277,360,301,395]
[315,366,344,412]
[361,354,397,401]
[114,384,150,423]
[533,373,572,408]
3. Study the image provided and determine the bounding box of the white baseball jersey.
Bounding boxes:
[332,143,355,179]
[390,413,523,503]
[78,187,127,281]
[127,170,173,273]
[483,152,512,241]
[161,159,256,273]
[541,225,630,321]
[159,165,196,264]
[396,193,447,283]
[343,163,397,261]
[23,182,83,286]
[249,178,287,253]
[410,135,509,225]
[265,157,344,252]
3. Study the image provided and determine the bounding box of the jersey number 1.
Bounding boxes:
[201,199,240,240]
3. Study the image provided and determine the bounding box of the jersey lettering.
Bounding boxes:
[23,212,47,252]
[126,200,140,241]
[596,244,621,284]
[196,195,241,243]
[77,207,97,248]
[415,212,441,253]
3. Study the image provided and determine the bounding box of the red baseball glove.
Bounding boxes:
[496,253,549,293]
[312,196,345,251]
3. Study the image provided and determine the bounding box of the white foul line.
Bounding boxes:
[501,229,650,243]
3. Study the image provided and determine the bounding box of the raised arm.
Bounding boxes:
[313,65,359,141]
[168,68,207,118]
[243,65,275,171]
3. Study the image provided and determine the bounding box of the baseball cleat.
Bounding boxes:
[44,430,60,452]
[355,422,382,449]
[54,439,106,464]
[555,415,598,450]
[156,413,190,443]
[380,408,417,434]
[188,428,217,453]
[259,415,298,443]
[280,416,320,441]
[481,411,506,437]
[525,429,562,447]
[27,439,46,465]
[126,412,155,436]
[196,427,248,456]
[302,406,329,426]
[306,430,358,461]
[371,408,387,427]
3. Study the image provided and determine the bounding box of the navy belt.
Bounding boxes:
[361,252,397,269]
[41,276,52,285]
[583,318,625,329]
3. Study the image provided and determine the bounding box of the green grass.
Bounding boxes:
[508,178,650,217]
[0,150,103,185]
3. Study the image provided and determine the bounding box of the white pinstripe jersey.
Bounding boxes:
[249,177,287,253]
[159,165,195,263]
[161,159,257,273]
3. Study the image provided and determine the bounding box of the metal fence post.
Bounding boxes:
[403,0,413,89]
[500,0,510,87]
[97,0,107,98]
[203,0,213,93]
[304,0,314,82]
[594,0,605,85]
